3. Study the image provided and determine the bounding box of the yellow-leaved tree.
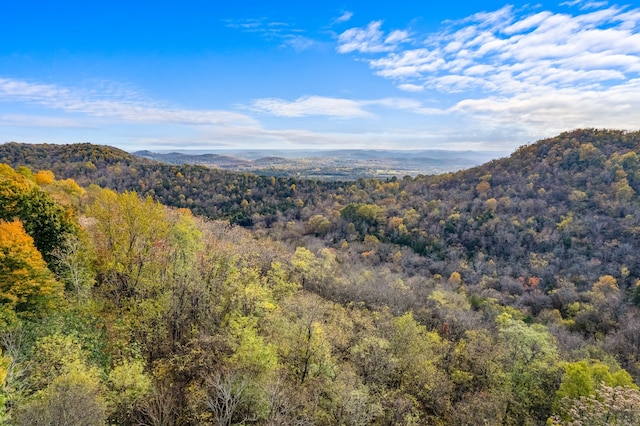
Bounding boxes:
[0,220,63,319]
[0,164,78,270]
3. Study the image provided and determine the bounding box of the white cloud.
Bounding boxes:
[144,122,516,152]
[0,76,455,150]
[225,18,315,51]
[281,35,315,51]
[0,114,91,128]
[339,3,640,90]
[464,64,494,76]
[337,21,410,53]
[370,49,446,78]
[333,11,353,24]
[561,0,610,10]
[397,83,424,92]
[331,2,640,148]
[336,3,640,105]
[504,11,553,34]
[6,3,640,152]
[385,30,411,45]
[0,77,257,126]
[248,95,443,118]
[451,79,640,135]
[249,96,372,118]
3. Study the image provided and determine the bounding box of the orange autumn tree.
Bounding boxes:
[0,220,63,317]
[0,164,78,270]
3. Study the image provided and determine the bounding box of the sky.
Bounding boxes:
[1,0,640,153]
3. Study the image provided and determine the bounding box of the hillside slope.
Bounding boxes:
[3,130,640,424]
[2,129,639,290]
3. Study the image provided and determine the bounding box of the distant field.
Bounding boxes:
[133,149,507,179]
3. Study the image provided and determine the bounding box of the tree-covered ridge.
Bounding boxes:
[0,141,308,226]
[2,129,640,285]
[2,130,640,424]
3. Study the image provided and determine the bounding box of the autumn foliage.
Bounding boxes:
[0,220,62,316]
[2,131,640,424]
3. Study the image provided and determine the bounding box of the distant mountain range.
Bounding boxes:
[132,149,507,179]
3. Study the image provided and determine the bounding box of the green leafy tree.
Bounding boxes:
[553,359,636,418]
[497,313,562,425]
[388,312,451,418]
[107,358,152,424]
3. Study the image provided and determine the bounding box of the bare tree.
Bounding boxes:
[206,371,249,426]
[137,380,179,426]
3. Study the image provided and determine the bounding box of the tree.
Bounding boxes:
[34,170,55,186]
[593,275,619,295]
[13,369,107,426]
[275,294,335,385]
[0,164,78,268]
[87,188,170,304]
[13,333,107,426]
[0,347,9,422]
[451,328,508,402]
[497,312,562,425]
[0,220,63,317]
[52,233,95,300]
[549,383,640,426]
[307,214,332,236]
[107,358,152,425]
[553,359,636,419]
[387,312,451,418]
[205,371,250,426]
[350,335,397,387]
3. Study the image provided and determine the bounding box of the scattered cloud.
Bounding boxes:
[337,21,410,53]
[339,4,640,92]
[0,76,455,150]
[248,95,443,118]
[336,2,640,136]
[561,0,610,10]
[397,83,424,92]
[5,3,640,151]
[333,11,353,24]
[281,35,315,51]
[249,96,373,118]
[0,77,257,126]
[225,18,315,51]
[147,123,516,152]
[452,79,640,134]
[0,114,92,128]
[385,30,411,45]
[362,97,444,115]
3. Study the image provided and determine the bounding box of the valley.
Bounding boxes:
[133,149,506,180]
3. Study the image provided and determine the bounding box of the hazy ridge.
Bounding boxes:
[133,149,507,179]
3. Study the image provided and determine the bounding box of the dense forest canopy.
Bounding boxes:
[1,128,640,424]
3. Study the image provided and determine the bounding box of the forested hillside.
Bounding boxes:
[2,129,640,424]
[3,129,640,288]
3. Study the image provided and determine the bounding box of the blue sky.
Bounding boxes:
[1,0,639,152]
